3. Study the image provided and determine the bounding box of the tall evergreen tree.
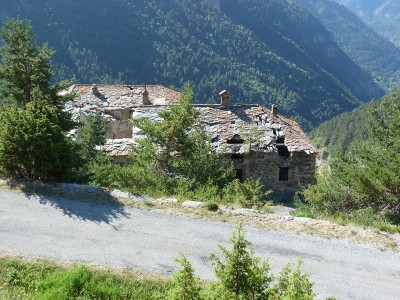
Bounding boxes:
[131,84,234,187]
[0,18,52,106]
[0,18,76,181]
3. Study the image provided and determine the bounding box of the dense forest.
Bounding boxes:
[333,0,400,47]
[311,99,379,152]
[0,0,386,128]
[294,0,400,91]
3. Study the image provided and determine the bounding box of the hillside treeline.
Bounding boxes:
[0,0,385,127]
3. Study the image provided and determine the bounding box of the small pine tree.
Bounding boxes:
[77,114,107,163]
[209,223,272,300]
[167,255,202,300]
[267,261,315,300]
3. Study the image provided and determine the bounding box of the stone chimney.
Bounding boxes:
[142,85,151,105]
[219,90,230,106]
[91,85,99,97]
[271,104,278,115]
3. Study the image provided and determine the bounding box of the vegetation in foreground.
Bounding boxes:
[297,88,400,233]
[0,225,327,300]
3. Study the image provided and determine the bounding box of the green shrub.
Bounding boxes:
[205,202,219,211]
[376,223,400,234]
[191,184,222,203]
[223,178,270,208]
[268,261,315,300]
[206,224,316,300]
[209,224,272,300]
[0,101,76,181]
[167,255,201,300]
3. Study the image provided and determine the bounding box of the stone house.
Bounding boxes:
[66,84,317,199]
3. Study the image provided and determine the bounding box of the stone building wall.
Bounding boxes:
[106,120,133,139]
[226,151,316,201]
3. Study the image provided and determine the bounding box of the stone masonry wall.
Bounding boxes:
[106,120,133,139]
[226,151,316,202]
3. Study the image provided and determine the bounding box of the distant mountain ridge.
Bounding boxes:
[0,0,384,127]
[294,0,400,90]
[333,0,400,47]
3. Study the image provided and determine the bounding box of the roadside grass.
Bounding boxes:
[0,257,169,300]
[377,223,400,234]
[293,206,400,235]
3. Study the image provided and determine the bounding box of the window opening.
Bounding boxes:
[235,169,244,182]
[227,134,244,144]
[276,136,290,157]
[279,167,289,181]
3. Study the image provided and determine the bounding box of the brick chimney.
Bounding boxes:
[142,85,151,105]
[271,104,278,115]
[219,90,230,106]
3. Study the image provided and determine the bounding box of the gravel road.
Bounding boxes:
[0,190,399,299]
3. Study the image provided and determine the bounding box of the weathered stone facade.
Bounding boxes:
[224,151,316,200]
[66,84,317,200]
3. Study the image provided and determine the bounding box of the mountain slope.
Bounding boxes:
[311,99,379,152]
[0,0,384,127]
[333,0,400,47]
[219,0,381,101]
[295,0,400,90]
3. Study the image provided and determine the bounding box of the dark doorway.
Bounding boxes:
[231,154,244,160]
[235,169,244,182]
[279,167,289,181]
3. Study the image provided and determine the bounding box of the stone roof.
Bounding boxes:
[65,84,316,157]
[197,105,316,154]
[65,84,180,109]
[102,138,137,157]
[98,105,316,157]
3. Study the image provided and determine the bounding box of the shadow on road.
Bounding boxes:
[6,180,130,226]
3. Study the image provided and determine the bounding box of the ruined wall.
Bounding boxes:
[227,151,316,201]
[104,109,133,139]
[106,120,133,139]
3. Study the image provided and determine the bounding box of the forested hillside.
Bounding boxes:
[334,0,400,47]
[0,0,384,127]
[311,99,379,152]
[294,0,400,90]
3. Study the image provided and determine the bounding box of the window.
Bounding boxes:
[276,136,290,157]
[279,167,289,181]
[227,134,244,144]
[235,169,244,182]
[231,154,244,160]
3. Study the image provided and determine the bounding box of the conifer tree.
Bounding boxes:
[167,255,202,300]
[130,83,233,188]
[0,18,76,181]
[209,224,272,300]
